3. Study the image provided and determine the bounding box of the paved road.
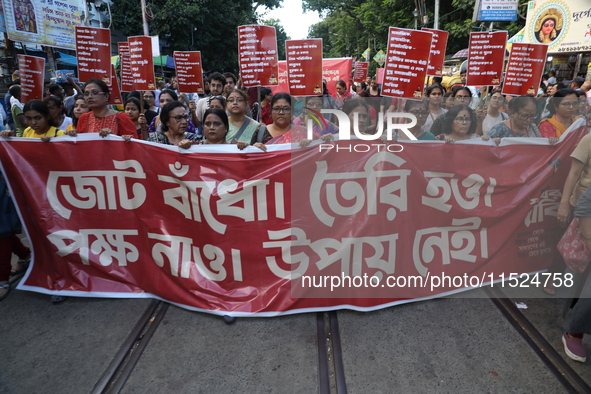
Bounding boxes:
[1,281,590,393]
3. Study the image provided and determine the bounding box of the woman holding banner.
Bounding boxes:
[148,89,198,136]
[489,96,550,141]
[436,106,490,143]
[251,93,313,145]
[225,89,261,143]
[539,89,581,138]
[148,101,200,148]
[76,78,136,138]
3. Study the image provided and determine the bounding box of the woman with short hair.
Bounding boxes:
[147,101,199,148]
[489,95,544,139]
[76,78,136,138]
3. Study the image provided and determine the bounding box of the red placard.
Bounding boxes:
[75,26,111,83]
[422,28,449,77]
[265,61,289,95]
[502,43,549,96]
[173,51,204,94]
[382,28,433,98]
[18,55,44,102]
[107,64,123,106]
[353,62,369,83]
[118,42,135,92]
[238,25,279,87]
[466,31,508,86]
[322,58,353,95]
[286,39,323,96]
[127,36,156,91]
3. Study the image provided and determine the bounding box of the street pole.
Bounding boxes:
[140,0,149,36]
[434,0,439,30]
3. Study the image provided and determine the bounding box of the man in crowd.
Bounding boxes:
[194,72,226,125]
[8,85,25,137]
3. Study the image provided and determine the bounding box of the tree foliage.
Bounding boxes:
[110,0,283,72]
[305,0,528,75]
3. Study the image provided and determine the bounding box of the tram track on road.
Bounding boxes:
[91,299,169,394]
[487,287,591,394]
[317,311,347,394]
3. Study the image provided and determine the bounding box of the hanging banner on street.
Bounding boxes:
[286,39,323,96]
[422,28,449,76]
[373,50,386,66]
[107,64,123,106]
[1,120,586,316]
[18,54,44,102]
[322,57,353,96]
[128,36,156,91]
[353,62,369,83]
[75,26,111,83]
[0,1,7,32]
[173,51,205,94]
[382,27,433,98]
[502,43,548,96]
[2,0,81,49]
[362,47,370,61]
[522,0,591,53]
[238,25,279,87]
[473,0,519,22]
[466,31,508,86]
[265,60,289,95]
[118,42,135,93]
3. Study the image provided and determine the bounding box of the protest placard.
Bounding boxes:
[18,55,44,102]
[502,43,549,96]
[466,31,508,86]
[238,25,279,87]
[382,28,433,98]
[128,36,156,91]
[173,51,204,94]
[422,28,449,76]
[286,39,323,96]
[75,26,111,83]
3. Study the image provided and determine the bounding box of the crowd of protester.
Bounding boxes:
[0,67,590,360]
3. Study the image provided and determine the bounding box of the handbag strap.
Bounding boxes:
[257,124,267,143]
[233,118,252,141]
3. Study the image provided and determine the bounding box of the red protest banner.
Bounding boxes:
[382,28,433,98]
[502,43,549,96]
[238,25,279,88]
[466,31,508,86]
[118,42,135,92]
[422,28,449,77]
[265,60,289,95]
[128,36,156,91]
[286,39,323,96]
[173,51,204,94]
[0,121,586,315]
[353,62,369,83]
[18,55,44,102]
[107,64,123,106]
[322,58,353,96]
[75,26,111,83]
